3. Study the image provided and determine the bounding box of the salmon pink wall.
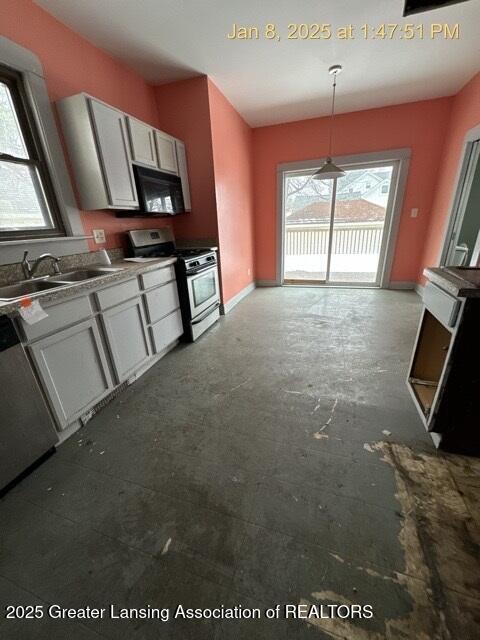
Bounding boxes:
[154,77,218,242]
[0,0,171,252]
[419,73,480,282]
[207,80,255,302]
[252,98,453,283]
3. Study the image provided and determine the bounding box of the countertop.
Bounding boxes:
[0,257,177,316]
[424,267,480,298]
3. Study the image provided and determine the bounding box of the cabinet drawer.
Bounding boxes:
[140,265,176,290]
[423,282,460,328]
[95,278,140,310]
[20,295,93,342]
[150,310,183,354]
[101,296,150,383]
[144,281,179,324]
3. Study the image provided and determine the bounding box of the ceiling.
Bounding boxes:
[35,0,480,126]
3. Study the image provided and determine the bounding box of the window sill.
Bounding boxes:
[0,235,92,265]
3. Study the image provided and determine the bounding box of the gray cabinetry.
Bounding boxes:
[29,319,113,430]
[155,131,178,174]
[19,264,181,436]
[127,116,157,168]
[101,296,151,383]
[175,140,191,211]
[57,94,138,210]
[88,99,138,208]
[150,310,183,354]
[144,281,179,324]
[57,92,191,211]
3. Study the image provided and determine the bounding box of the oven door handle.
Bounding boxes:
[187,262,217,276]
[191,301,220,324]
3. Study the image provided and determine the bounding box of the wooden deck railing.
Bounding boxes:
[285,222,384,255]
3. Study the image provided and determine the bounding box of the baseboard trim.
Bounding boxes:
[414,283,425,298]
[256,279,279,287]
[388,281,416,290]
[220,282,256,315]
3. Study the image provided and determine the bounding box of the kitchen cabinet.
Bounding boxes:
[57,94,138,210]
[175,140,191,211]
[29,319,113,430]
[101,296,151,383]
[88,99,138,207]
[58,92,192,212]
[155,131,178,174]
[144,281,179,324]
[150,309,183,354]
[127,117,157,168]
[18,263,181,435]
[407,268,480,453]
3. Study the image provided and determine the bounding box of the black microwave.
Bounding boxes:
[126,165,185,216]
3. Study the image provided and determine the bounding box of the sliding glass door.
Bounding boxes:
[283,162,395,286]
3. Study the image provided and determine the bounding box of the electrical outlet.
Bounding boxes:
[93,229,106,244]
[410,208,419,218]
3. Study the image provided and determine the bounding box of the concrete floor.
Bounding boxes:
[1,288,479,639]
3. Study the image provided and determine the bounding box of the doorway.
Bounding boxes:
[279,150,410,287]
[441,139,480,267]
[282,161,397,286]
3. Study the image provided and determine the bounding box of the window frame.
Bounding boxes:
[0,64,65,240]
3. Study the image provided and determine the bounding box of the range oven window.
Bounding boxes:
[192,270,217,307]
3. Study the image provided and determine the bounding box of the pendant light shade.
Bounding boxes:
[313,157,345,180]
[313,65,345,181]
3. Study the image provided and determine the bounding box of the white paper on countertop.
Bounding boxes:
[123,257,162,263]
[18,299,48,324]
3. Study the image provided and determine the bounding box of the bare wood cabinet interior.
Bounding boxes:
[407,280,480,453]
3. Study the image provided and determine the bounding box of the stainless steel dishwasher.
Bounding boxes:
[0,315,58,492]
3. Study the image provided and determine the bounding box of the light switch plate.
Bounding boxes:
[410,208,419,218]
[93,229,106,244]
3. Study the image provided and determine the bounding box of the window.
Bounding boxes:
[0,65,63,239]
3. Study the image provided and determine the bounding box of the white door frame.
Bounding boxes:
[438,124,480,266]
[277,148,411,287]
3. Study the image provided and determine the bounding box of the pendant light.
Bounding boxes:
[313,65,345,180]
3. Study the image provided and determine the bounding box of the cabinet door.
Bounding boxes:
[127,117,157,168]
[101,297,150,383]
[29,319,113,430]
[89,99,138,207]
[155,131,178,174]
[175,140,191,211]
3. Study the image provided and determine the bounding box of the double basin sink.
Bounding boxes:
[0,267,125,302]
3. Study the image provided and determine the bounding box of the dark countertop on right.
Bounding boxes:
[424,266,480,298]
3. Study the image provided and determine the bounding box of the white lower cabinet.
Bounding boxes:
[23,265,181,434]
[29,319,113,430]
[150,309,183,354]
[101,296,151,383]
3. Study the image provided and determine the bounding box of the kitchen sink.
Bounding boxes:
[51,267,125,283]
[0,279,64,301]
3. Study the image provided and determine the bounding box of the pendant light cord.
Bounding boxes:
[328,72,338,159]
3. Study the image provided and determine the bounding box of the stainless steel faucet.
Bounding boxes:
[22,251,61,279]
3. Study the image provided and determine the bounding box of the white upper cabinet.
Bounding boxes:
[127,117,157,168]
[57,93,191,211]
[57,94,139,210]
[89,99,138,207]
[155,131,178,174]
[175,140,191,211]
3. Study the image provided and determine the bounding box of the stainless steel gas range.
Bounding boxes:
[127,229,220,341]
